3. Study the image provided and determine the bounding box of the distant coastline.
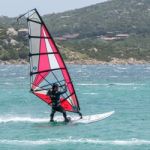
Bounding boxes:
[0,58,149,65]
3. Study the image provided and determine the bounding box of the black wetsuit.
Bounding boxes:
[47,88,68,121]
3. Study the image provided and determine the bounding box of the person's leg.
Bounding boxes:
[50,108,56,122]
[63,111,69,122]
[62,111,67,120]
[78,112,82,119]
[57,106,69,122]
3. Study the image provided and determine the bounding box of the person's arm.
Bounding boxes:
[59,85,67,95]
[47,89,51,96]
[47,89,52,105]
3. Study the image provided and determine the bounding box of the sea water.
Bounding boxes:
[0,64,150,150]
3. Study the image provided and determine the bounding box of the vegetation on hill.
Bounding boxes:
[0,0,150,63]
[43,0,150,37]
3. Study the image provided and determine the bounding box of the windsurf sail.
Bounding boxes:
[18,9,81,114]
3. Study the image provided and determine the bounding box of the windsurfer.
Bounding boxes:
[47,83,70,122]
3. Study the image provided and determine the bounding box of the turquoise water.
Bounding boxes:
[0,64,150,150]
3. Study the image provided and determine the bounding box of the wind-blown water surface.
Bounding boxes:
[0,64,150,150]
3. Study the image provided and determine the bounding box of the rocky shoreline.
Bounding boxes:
[66,58,149,65]
[0,59,29,65]
[0,58,149,65]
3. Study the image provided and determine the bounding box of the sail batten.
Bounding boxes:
[24,9,80,113]
[29,52,59,56]
[29,36,52,39]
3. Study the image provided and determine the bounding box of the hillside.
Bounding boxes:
[0,0,150,63]
[43,0,150,36]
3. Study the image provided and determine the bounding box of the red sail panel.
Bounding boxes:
[35,92,51,104]
[34,92,74,112]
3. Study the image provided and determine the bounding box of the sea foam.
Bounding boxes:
[0,138,150,146]
[0,117,49,123]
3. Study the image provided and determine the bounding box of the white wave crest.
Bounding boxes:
[145,67,150,70]
[0,68,8,71]
[77,83,102,86]
[0,117,49,123]
[82,93,98,95]
[18,77,26,79]
[77,83,144,86]
[113,83,144,86]
[109,76,118,78]
[0,138,150,146]
[3,82,13,85]
[116,67,127,70]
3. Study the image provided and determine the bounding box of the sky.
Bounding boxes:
[0,0,108,17]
